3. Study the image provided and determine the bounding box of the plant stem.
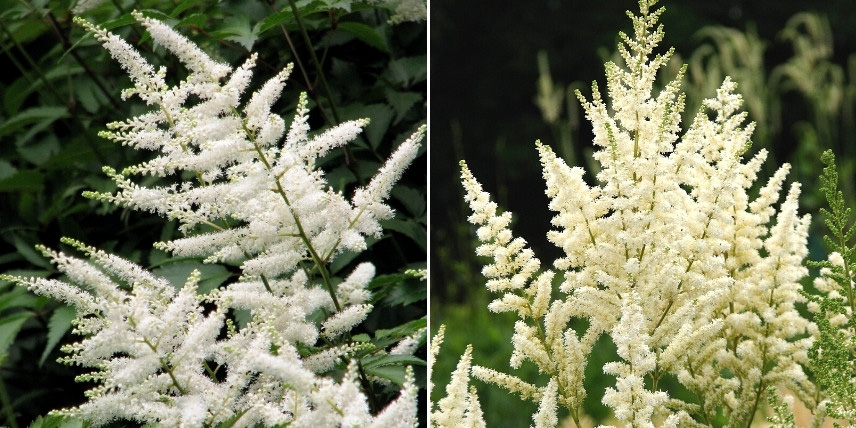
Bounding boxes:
[287,0,341,125]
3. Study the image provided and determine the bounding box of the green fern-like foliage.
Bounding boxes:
[807,149,856,424]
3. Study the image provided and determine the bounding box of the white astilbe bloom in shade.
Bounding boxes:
[80,13,425,284]
[25,13,426,428]
[436,0,817,426]
[3,242,421,427]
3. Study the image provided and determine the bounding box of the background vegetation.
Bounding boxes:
[431,1,856,426]
[0,0,425,425]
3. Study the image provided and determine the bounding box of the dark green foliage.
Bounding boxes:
[0,0,425,425]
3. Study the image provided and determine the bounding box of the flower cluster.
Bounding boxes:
[5,12,424,427]
[433,0,817,426]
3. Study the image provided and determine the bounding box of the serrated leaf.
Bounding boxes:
[337,21,389,53]
[211,14,257,50]
[380,218,426,250]
[0,285,29,313]
[391,185,425,217]
[383,276,426,306]
[0,106,68,139]
[384,56,427,87]
[28,414,79,428]
[385,90,422,124]
[0,312,31,357]
[39,305,76,366]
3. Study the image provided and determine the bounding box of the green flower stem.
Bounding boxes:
[127,317,188,395]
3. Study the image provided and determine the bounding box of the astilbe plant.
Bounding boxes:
[432,1,819,426]
[2,11,425,427]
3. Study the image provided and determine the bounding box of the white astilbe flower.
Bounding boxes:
[431,344,486,427]
[601,293,677,427]
[19,13,426,428]
[4,243,420,427]
[322,303,373,339]
[391,327,427,355]
[81,13,425,286]
[440,0,817,426]
[531,379,558,428]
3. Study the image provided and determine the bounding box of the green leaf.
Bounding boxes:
[170,0,200,17]
[27,414,78,428]
[361,104,394,149]
[0,169,44,192]
[337,21,389,53]
[178,13,208,29]
[364,364,406,385]
[362,353,426,368]
[385,90,423,124]
[211,14,257,50]
[0,106,68,139]
[18,134,60,165]
[391,185,425,217]
[256,3,334,34]
[319,0,352,11]
[0,312,31,357]
[39,305,75,366]
[153,261,232,294]
[100,13,138,30]
[374,317,426,340]
[361,354,426,385]
[380,218,426,251]
[329,236,379,274]
[0,160,17,181]
[0,285,29,313]
[367,272,426,306]
[384,56,427,87]
[13,235,51,269]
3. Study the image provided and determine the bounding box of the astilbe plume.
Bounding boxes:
[3,12,425,427]
[434,0,816,426]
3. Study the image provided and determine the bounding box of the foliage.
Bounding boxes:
[0,0,425,426]
[804,150,856,425]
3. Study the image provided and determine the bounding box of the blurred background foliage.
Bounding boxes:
[0,0,425,426]
[431,1,856,426]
